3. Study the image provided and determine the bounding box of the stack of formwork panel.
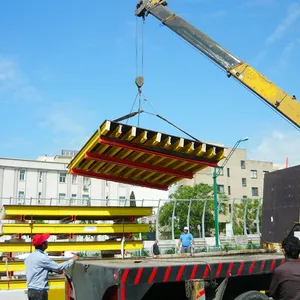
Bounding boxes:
[0,204,152,300]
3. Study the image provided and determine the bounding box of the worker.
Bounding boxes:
[25,233,78,300]
[152,239,160,256]
[269,236,300,300]
[178,226,195,254]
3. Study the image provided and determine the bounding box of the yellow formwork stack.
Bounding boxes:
[0,204,152,299]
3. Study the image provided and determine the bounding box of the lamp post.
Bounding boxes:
[213,137,249,248]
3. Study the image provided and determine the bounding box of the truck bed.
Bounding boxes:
[77,252,283,269]
[69,250,284,300]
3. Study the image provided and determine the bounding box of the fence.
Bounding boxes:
[0,196,262,240]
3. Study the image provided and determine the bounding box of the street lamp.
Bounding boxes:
[213,137,249,248]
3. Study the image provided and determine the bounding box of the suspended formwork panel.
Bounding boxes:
[67,120,225,190]
[0,205,152,221]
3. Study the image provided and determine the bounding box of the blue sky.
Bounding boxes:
[0,0,300,166]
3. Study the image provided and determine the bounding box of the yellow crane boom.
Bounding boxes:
[135,0,300,129]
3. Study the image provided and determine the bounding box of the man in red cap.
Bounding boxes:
[25,233,78,300]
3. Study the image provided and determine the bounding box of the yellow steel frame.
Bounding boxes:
[0,205,153,220]
[67,120,225,190]
[0,259,69,272]
[1,223,149,235]
[229,63,300,128]
[0,277,65,290]
[0,240,143,252]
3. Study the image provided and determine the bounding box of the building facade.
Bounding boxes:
[178,147,274,200]
[0,150,168,207]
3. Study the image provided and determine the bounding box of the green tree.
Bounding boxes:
[130,191,136,207]
[158,184,228,238]
[233,199,262,235]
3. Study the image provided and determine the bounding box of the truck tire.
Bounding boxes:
[234,291,270,300]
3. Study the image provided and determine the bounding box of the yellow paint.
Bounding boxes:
[1,223,150,235]
[1,205,152,220]
[229,62,300,128]
[67,130,99,172]
[0,260,68,272]
[0,278,65,290]
[0,240,143,252]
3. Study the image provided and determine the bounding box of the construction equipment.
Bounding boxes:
[135,0,300,129]
[67,120,226,191]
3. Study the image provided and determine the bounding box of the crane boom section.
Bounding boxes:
[135,1,300,129]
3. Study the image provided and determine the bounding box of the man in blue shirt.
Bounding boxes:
[25,233,78,300]
[178,226,194,254]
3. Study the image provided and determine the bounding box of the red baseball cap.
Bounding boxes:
[32,234,50,247]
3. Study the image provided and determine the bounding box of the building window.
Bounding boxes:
[71,194,77,204]
[242,178,247,187]
[217,185,224,193]
[105,181,109,187]
[252,187,259,196]
[59,193,66,200]
[82,194,90,206]
[251,170,258,179]
[59,173,67,183]
[229,204,232,213]
[38,192,42,204]
[72,175,77,185]
[119,196,126,200]
[83,177,90,185]
[18,191,25,201]
[241,160,246,169]
[217,167,224,176]
[227,168,230,177]
[39,171,43,183]
[242,195,248,199]
[19,170,25,181]
[228,186,231,195]
[83,185,89,192]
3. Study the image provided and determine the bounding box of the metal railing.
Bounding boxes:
[0,196,262,241]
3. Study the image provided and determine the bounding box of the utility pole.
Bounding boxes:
[213,137,249,248]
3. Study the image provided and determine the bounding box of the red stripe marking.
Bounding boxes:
[216,263,223,277]
[121,269,129,284]
[176,266,185,281]
[226,262,234,277]
[270,259,276,271]
[237,262,244,276]
[134,268,143,285]
[203,266,209,279]
[190,264,198,280]
[120,283,125,300]
[197,289,205,299]
[85,152,194,179]
[148,267,158,284]
[163,266,172,282]
[260,260,266,272]
[99,136,218,168]
[249,261,255,274]
[281,258,285,264]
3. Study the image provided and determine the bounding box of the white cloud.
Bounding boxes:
[0,57,41,103]
[248,130,300,166]
[39,101,95,150]
[265,3,300,45]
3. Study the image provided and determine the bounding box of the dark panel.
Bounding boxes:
[262,165,300,244]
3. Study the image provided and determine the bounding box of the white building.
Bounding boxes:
[0,150,168,207]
